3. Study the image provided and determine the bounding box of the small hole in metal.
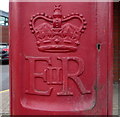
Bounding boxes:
[97,43,101,51]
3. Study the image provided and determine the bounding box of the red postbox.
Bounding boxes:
[9,1,113,115]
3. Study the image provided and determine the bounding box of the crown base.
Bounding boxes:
[38,45,77,53]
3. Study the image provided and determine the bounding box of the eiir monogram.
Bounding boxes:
[25,56,91,96]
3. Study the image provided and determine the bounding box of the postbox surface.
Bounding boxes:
[10,1,113,115]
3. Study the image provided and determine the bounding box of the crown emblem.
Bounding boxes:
[29,5,87,52]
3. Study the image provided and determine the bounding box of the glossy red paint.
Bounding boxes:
[9,2,113,115]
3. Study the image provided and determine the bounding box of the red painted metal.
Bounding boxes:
[9,2,113,115]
